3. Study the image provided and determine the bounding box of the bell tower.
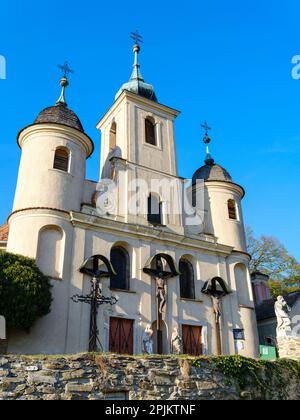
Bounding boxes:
[96,35,183,233]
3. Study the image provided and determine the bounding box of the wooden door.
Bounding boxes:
[109,317,134,355]
[182,325,202,356]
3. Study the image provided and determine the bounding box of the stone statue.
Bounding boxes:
[171,328,182,355]
[156,277,167,314]
[142,324,154,355]
[275,296,292,335]
[211,295,222,324]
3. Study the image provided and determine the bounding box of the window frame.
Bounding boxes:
[145,117,157,146]
[147,193,163,226]
[179,259,195,300]
[110,246,130,291]
[53,147,70,173]
[228,199,238,220]
[109,121,117,151]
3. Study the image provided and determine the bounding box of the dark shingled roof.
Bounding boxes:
[192,163,233,183]
[34,104,84,133]
[256,291,300,321]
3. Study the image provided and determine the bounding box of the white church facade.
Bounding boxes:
[2,40,259,357]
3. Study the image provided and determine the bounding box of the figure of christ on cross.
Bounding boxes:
[143,254,180,354]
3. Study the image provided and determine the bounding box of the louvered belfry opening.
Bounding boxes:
[145,117,156,145]
[228,199,237,220]
[147,194,162,225]
[53,148,69,172]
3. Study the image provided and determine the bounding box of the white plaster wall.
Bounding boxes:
[13,125,91,213]
[205,183,247,251]
[6,214,259,358]
[7,211,74,354]
[98,94,179,179]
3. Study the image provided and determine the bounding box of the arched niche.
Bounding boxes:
[36,225,64,279]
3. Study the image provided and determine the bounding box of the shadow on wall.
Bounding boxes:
[101,147,122,180]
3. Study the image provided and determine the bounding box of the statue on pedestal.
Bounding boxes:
[275,296,292,336]
[171,328,182,355]
[142,324,154,355]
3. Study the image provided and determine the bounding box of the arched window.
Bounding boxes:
[110,246,130,290]
[147,194,162,225]
[179,259,195,300]
[109,122,117,151]
[37,226,64,279]
[228,199,237,220]
[145,117,156,146]
[53,147,69,172]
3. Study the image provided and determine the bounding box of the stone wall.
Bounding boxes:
[0,353,299,400]
[278,336,300,359]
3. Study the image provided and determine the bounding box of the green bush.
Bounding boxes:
[0,252,52,331]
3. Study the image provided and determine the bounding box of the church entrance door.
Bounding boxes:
[182,325,203,356]
[109,317,134,354]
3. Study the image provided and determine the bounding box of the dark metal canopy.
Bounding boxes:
[201,276,231,298]
[79,255,116,279]
[143,253,180,279]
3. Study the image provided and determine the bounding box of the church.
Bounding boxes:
[1,37,259,357]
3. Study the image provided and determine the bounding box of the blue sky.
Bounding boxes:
[0,0,299,260]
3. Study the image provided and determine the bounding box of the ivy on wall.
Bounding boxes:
[194,355,300,399]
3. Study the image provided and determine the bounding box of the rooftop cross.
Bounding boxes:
[201,121,214,165]
[201,120,211,136]
[58,61,74,78]
[130,30,143,46]
[56,62,73,106]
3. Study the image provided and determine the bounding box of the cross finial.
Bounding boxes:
[58,61,74,78]
[201,120,214,165]
[201,120,211,136]
[130,30,143,46]
[56,61,73,107]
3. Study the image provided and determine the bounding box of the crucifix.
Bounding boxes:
[201,120,214,164]
[130,30,143,45]
[56,62,74,106]
[71,255,118,352]
[202,277,230,355]
[144,254,180,354]
[201,120,211,136]
[58,61,74,78]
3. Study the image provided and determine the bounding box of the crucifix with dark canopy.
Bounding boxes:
[71,255,118,352]
[143,254,180,354]
[202,277,230,355]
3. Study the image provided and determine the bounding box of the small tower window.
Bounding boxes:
[147,194,162,225]
[179,259,195,300]
[53,148,69,172]
[109,122,117,151]
[145,118,156,146]
[228,199,237,220]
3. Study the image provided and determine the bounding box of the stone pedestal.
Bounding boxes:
[277,335,300,360]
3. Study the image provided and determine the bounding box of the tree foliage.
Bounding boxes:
[246,227,300,296]
[0,252,52,331]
